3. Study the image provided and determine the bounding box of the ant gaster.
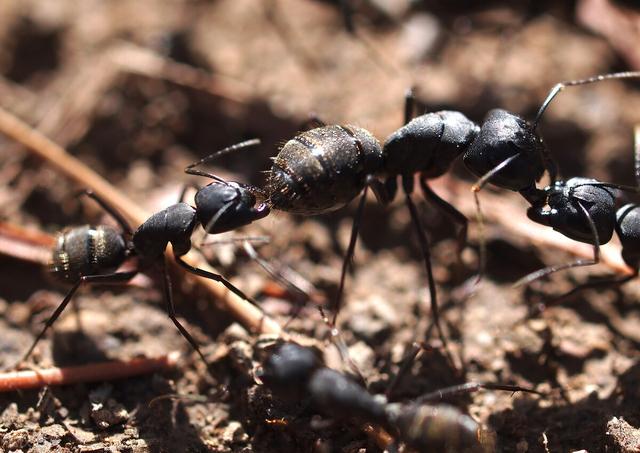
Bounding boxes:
[22,141,269,367]
[258,342,537,452]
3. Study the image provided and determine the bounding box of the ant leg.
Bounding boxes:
[332,186,368,325]
[242,240,312,325]
[420,176,467,257]
[79,189,133,235]
[174,255,262,309]
[157,257,208,367]
[543,270,638,309]
[414,381,542,405]
[469,153,522,283]
[400,174,457,369]
[200,202,233,240]
[185,139,261,181]
[514,200,601,287]
[202,235,271,247]
[385,342,435,399]
[403,189,456,370]
[19,270,138,365]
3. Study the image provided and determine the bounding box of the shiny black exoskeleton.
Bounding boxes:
[527,178,618,245]
[260,92,558,364]
[510,72,640,287]
[258,342,537,452]
[21,161,269,367]
[616,204,640,271]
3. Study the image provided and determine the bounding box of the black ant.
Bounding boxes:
[188,88,566,366]
[21,141,270,367]
[257,342,539,452]
[504,72,640,289]
[524,125,640,305]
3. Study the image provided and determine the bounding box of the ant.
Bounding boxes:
[523,125,640,305]
[503,72,640,289]
[21,141,270,368]
[188,87,568,366]
[257,342,539,452]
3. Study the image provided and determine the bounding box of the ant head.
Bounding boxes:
[257,342,322,398]
[616,204,640,269]
[195,182,270,234]
[527,177,617,245]
[463,109,546,192]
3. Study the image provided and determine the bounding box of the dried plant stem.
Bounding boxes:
[0,221,54,265]
[0,106,283,336]
[0,352,180,391]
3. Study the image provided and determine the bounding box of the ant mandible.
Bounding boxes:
[21,141,269,368]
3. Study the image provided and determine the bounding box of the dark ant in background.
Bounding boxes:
[257,342,539,452]
[21,141,270,368]
[503,72,640,289]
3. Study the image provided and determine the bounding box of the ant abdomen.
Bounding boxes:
[386,403,485,453]
[527,178,617,244]
[267,125,384,215]
[616,204,640,267]
[463,109,546,191]
[50,225,127,282]
[132,202,197,258]
[383,111,479,178]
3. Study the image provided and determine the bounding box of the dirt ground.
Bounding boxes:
[2,1,640,452]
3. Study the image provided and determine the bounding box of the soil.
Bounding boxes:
[2,1,640,452]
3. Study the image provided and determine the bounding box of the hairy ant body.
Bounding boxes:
[22,142,270,367]
[258,342,537,452]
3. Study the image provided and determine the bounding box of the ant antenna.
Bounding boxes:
[513,200,600,287]
[185,139,262,181]
[533,71,640,130]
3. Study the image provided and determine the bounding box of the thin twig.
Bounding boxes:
[0,106,284,336]
[0,352,180,392]
[0,221,54,265]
